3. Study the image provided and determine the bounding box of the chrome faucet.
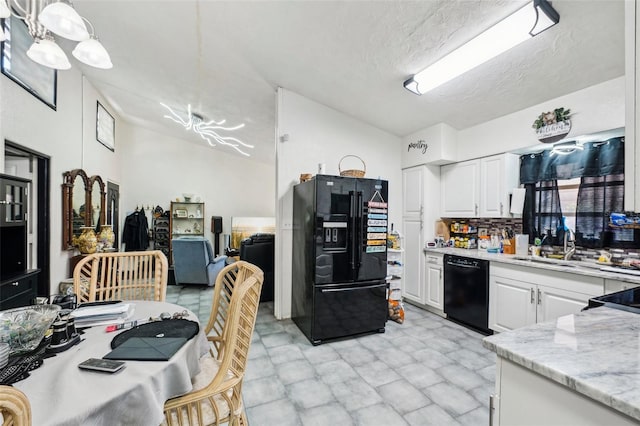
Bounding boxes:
[563,229,576,261]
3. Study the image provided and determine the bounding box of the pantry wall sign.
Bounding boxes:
[532,107,571,144]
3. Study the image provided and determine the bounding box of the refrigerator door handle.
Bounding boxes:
[349,191,357,270]
[321,283,386,293]
[356,191,363,269]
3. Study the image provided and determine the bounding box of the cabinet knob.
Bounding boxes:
[475,203,478,216]
[11,282,19,286]
[530,288,535,304]
[537,288,542,305]
[500,202,503,215]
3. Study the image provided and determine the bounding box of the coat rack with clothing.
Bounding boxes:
[122,205,150,251]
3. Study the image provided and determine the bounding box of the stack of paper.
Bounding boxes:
[71,303,135,327]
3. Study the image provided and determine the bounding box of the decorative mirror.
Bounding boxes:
[62,169,105,250]
[89,175,105,229]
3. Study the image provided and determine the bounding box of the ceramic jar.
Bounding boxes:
[77,227,98,254]
[98,224,115,249]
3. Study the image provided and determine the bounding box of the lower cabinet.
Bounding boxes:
[0,269,39,310]
[489,264,603,333]
[425,254,443,312]
[491,357,638,426]
[604,278,640,294]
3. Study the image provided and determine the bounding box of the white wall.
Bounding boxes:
[455,77,625,161]
[275,88,403,319]
[118,123,275,250]
[1,65,121,291]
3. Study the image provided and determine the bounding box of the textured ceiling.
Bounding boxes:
[73,0,625,164]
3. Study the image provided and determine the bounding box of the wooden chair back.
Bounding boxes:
[73,250,168,303]
[163,273,264,425]
[0,385,31,426]
[204,261,263,358]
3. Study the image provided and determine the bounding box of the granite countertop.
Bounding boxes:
[424,247,640,285]
[483,306,640,421]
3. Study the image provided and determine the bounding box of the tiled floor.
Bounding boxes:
[166,285,495,426]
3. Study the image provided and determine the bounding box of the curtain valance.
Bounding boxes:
[519,136,624,184]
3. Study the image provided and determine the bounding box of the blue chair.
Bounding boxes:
[171,237,227,286]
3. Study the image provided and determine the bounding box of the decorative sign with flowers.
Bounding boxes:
[532,107,571,143]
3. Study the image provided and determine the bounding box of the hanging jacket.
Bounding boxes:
[122,210,149,251]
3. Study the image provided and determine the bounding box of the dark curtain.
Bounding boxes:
[520,137,625,247]
[575,173,636,248]
[523,181,563,244]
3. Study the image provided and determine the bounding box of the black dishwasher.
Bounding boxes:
[443,254,492,335]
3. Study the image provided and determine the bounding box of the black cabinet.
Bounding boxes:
[0,269,39,310]
[0,174,29,281]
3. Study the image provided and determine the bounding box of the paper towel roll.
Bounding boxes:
[510,188,526,214]
[515,234,529,256]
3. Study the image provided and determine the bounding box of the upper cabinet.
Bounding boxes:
[479,154,519,217]
[402,167,423,218]
[441,154,518,218]
[441,160,480,217]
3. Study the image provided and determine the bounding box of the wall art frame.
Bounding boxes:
[1,15,57,110]
[96,101,115,151]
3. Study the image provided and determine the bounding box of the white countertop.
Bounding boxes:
[483,306,640,421]
[423,247,640,285]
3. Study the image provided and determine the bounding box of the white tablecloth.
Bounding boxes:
[14,301,209,426]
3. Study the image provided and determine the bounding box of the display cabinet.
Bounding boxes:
[169,201,205,263]
[1,174,29,281]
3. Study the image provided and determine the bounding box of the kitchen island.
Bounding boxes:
[483,306,640,425]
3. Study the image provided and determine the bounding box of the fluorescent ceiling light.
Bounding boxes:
[404,0,559,95]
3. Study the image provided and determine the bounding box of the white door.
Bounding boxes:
[480,155,504,217]
[425,262,443,310]
[489,275,536,332]
[402,166,423,218]
[537,285,593,324]
[402,219,424,304]
[441,160,479,217]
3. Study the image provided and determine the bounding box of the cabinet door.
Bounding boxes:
[480,155,505,217]
[441,160,479,217]
[604,279,640,294]
[537,285,593,324]
[489,275,536,332]
[402,220,424,304]
[425,261,443,310]
[480,154,519,218]
[402,166,423,218]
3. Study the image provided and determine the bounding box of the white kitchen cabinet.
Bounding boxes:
[402,165,440,305]
[425,254,444,312]
[441,160,480,217]
[441,154,518,218]
[492,358,638,426]
[402,220,424,304]
[402,167,423,218]
[479,154,519,218]
[489,264,603,333]
[604,278,640,294]
[490,275,536,332]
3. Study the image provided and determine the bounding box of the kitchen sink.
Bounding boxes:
[512,255,603,270]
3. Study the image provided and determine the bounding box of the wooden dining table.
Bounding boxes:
[13,301,209,426]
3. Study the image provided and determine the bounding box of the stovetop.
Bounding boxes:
[588,287,640,314]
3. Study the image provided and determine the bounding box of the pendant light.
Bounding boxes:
[26,36,72,70]
[38,1,89,41]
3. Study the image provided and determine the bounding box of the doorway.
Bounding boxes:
[107,182,120,248]
[4,141,51,297]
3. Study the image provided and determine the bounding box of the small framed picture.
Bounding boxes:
[174,209,188,218]
[96,101,115,151]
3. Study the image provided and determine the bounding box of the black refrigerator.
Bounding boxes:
[292,175,389,345]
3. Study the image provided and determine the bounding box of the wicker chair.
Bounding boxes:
[163,271,264,426]
[73,250,168,303]
[0,385,31,426]
[204,261,263,359]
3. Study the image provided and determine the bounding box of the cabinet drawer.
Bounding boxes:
[425,254,443,265]
[1,273,37,305]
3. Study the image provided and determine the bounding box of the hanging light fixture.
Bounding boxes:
[0,0,111,70]
[404,0,559,95]
[160,103,254,157]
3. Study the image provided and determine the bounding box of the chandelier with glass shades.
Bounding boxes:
[0,0,112,70]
